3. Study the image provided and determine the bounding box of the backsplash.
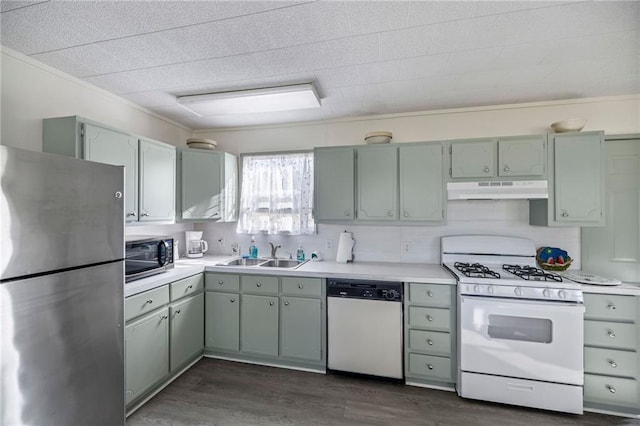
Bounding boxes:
[195,200,581,268]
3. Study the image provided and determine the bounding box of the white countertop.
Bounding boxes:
[124,255,640,298]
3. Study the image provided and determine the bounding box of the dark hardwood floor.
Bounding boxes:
[127,358,639,426]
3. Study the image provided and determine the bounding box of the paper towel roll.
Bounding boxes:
[336,231,354,263]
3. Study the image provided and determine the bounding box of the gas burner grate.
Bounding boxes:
[502,264,563,282]
[454,262,501,279]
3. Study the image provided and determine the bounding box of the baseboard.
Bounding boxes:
[202,354,326,374]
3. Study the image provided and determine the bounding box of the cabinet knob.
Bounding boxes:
[345,210,351,217]
[146,299,153,304]
[608,359,617,368]
[284,301,290,306]
[269,301,274,306]
[403,211,409,218]
[427,290,433,297]
[426,315,433,322]
[230,298,235,303]
[607,330,616,338]
[607,385,616,394]
[484,167,490,173]
[427,364,434,370]
[427,339,434,346]
[160,315,168,320]
[561,211,569,217]
[298,284,304,289]
[127,211,136,217]
[114,191,122,199]
[387,210,393,217]
[256,282,262,287]
[175,309,181,314]
[218,281,224,285]
[141,211,150,217]
[187,285,193,290]
[503,166,510,172]
[607,304,616,310]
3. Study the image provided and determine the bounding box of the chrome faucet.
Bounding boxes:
[269,242,281,259]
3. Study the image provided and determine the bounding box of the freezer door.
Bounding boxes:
[1,261,124,425]
[1,145,124,281]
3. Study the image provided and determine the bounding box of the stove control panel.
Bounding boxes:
[459,283,583,303]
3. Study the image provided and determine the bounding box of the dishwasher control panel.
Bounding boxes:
[327,279,403,301]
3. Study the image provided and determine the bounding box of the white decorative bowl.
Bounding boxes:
[187,138,217,150]
[550,119,586,133]
[364,131,393,144]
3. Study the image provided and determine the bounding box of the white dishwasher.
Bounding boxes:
[327,279,403,379]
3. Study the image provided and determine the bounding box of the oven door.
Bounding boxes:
[459,295,584,385]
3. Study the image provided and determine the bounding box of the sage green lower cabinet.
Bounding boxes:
[205,291,240,351]
[125,308,170,406]
[280,297,322,361]
[404,282,457,389]
[583,291,640,418]
[170,293,204,371]
[204,272,326,371]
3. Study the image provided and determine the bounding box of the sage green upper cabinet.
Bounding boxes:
[179,150,237,222]
[169,293,204,372]
[314,147,354,221]
[450,139,495,178]
[280,296,322,362]
[205,291,240,352]
[399,144,444,222]
[530,131,605,226]
[241,294,279,357]
[498,135,545,177]
[356,145,398,221]
[139,138,176,222]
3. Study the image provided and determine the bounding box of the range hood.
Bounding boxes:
[447,180,548,200]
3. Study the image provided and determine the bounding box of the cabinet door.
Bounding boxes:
[139,139,176,221]
[181,150,222,220]
[241,294,279,357]
[451,140,495,178]
[205,292,239,351]
[170,293,204,371]
[399,144,443,222]
[280,297,322,361]
[314,147,354,220]
[84,123,138,221]
[554,133,604,223]
[498,136,545,177]
[125,308,169,405]
[357,145,398,220]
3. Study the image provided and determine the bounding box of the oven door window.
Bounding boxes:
[487,315,552,343]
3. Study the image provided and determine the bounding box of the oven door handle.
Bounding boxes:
[459,294,585,310]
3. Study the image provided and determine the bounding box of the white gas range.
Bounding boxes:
[442,235,585,415]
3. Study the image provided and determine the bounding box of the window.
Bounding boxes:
[236,152,315,235]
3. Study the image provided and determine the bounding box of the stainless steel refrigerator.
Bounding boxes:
[1,145,125,425]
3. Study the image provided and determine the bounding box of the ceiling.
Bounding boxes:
[1,1,639,130]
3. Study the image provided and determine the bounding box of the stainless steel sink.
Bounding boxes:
[215,257,307,269]
[216,258,268,267]
[260,259,306,268]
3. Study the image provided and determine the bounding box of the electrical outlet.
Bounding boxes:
[218,238,225,247]
[326,240,334,250]
[231,243,239,255]
[402,241,411,253]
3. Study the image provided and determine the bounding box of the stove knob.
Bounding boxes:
[487,286,495,295]
[474,285,482,293]
[543,289,551,298]
[385,290,398,300]
[514,287,524,297]
[558,290,567,299]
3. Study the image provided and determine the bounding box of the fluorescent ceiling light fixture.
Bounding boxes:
[176,83,320,116]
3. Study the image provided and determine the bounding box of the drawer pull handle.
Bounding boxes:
[187,285,193,289]
[561,211,569,217]
[230,298,235,303]
[141,212,150,217]
[160,315,168,320]
[427,364,434,370]
[427,339,434,346]
[146,299,153,304]
[175,309,181,314]
[298,284,304,289]
[607,330,616,338]
[218,281,224,285]
[269,301,274,306]
[607,304,616,310]
[606,385,616,394]
[284,301,290,306]
[608,360,618,368]
[427,291,433,297]
[426,315,433,322]
[345,210,351,217]
[256,283,262,287]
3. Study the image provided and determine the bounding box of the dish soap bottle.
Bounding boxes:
[249,236,258,259]
[296,242,305,262]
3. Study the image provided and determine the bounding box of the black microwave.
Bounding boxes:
[125,235,174,283]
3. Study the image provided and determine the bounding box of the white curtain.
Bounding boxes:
[236,152,315,235]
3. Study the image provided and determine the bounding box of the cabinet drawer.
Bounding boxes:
[409,283,451,306]
[408,353,452,381]
[241,275,279,295]
[408,330,451,356]
[585,347,638,378]
[170,274,203,301]
[585,321,639,351]
[584,374,638,405]
[281,277,322,297]
[125,285,169,322]
[584,294,637,322]
[408,307,451,331]
[205,273,240,292]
